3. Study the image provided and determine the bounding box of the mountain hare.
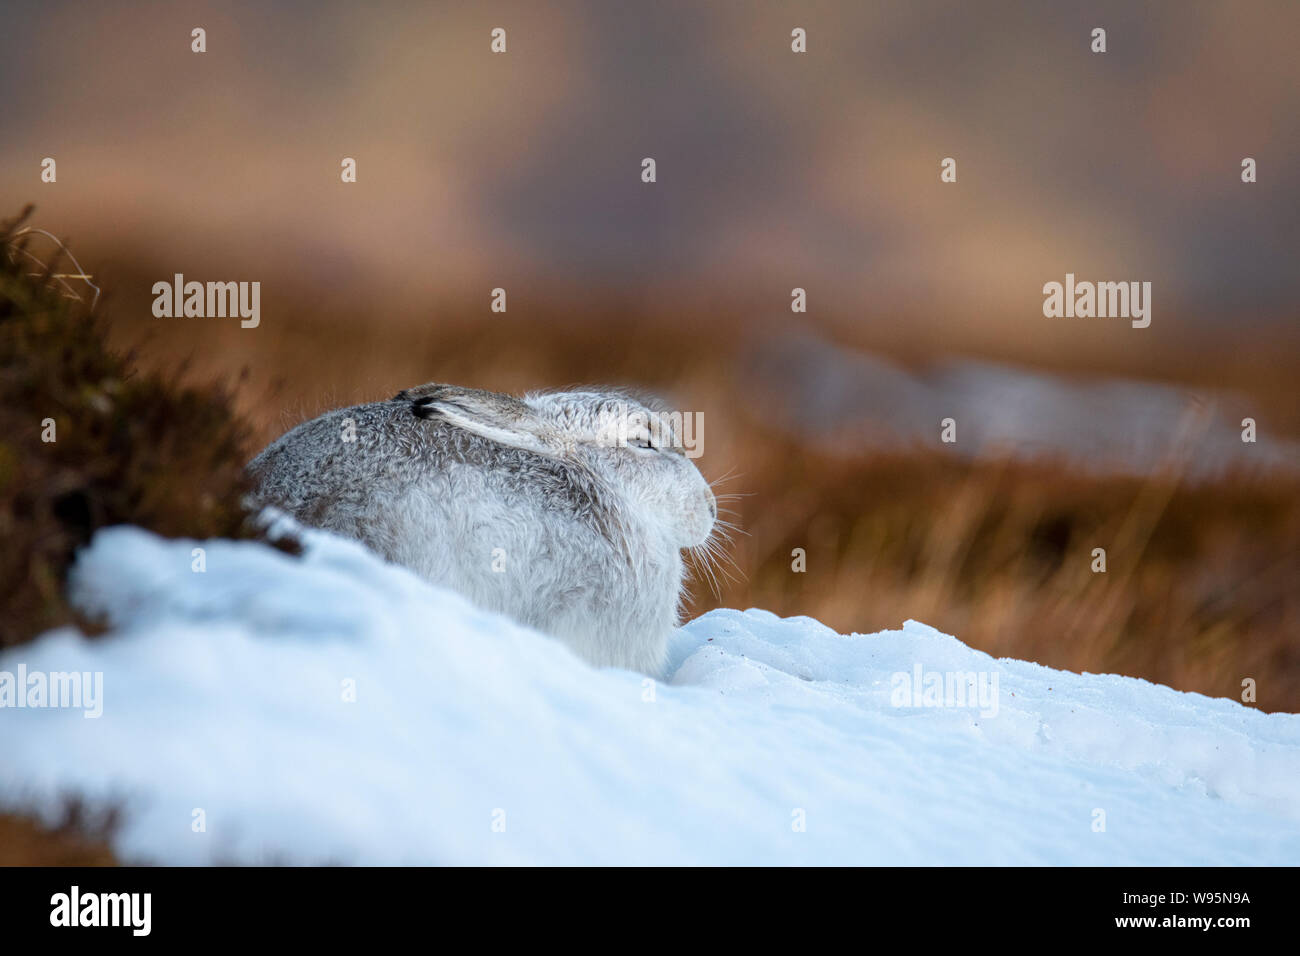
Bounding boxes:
[249,384,718,675]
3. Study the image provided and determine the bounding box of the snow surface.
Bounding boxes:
[2,524,1298,865]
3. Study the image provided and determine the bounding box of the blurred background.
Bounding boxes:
[2,0,1297,706]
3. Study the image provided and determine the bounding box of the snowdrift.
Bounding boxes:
[2,525,1298,865]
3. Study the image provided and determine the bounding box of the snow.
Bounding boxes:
[2,524,1298,865]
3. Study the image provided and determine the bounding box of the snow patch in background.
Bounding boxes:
[2,525,1298,865]
[746,329,1300,481]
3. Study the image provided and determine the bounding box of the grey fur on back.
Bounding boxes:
[248,384,717,675]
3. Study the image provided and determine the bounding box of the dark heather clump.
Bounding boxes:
[0,206,291,650]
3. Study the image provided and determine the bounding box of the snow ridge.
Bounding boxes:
[1,525,1296,865]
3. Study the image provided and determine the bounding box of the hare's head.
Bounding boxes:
[530,389,716,548]
[402,384,716,549]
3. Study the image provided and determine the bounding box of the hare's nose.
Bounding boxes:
[707,494,717,520]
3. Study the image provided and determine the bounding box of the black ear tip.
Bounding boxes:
[396,383,444,410]
[411,399,438,419]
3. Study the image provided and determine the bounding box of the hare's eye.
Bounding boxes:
[627,432,654,449]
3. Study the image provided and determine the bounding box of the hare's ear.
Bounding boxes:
[404,384,551,454]
[393,382,449,402]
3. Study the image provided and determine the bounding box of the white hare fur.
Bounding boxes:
[249,383,717,675]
